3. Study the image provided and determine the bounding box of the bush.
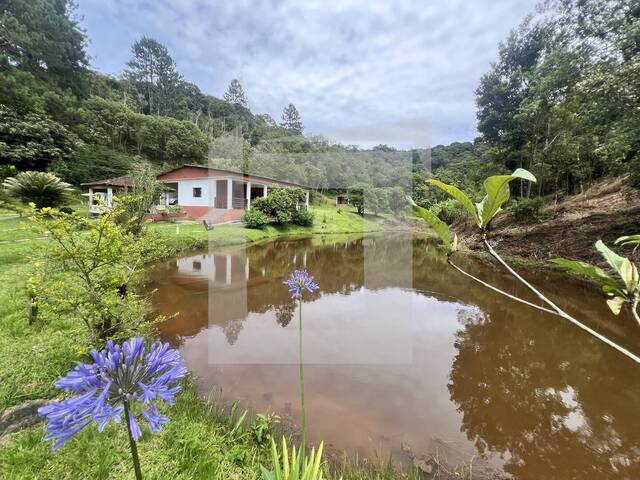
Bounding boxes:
[252,187,307,224]
[2,171,73,208]
[511,197,542,221]
[243,209,269,228]
[294,208,314,227]
[431,199,467,225]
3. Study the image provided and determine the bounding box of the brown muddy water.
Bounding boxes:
[147,233,640,479]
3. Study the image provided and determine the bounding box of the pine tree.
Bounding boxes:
[280,103,303,134]
[223,79,248,107]
[123,37,183,116]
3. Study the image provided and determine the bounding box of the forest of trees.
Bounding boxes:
[0,1,309,184]
[0,0,638,204]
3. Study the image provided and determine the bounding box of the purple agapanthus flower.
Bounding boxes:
[283,269,319,299]
[38,338,186,450]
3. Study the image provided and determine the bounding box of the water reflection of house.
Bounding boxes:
[177,253,250,285]
[82,164,312,224]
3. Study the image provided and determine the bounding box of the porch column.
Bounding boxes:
[107,187,113,208]
[226,179,233,210]
[263,185,268,197]
[88,188,93,211]
[305,190,310,208]
[246,181,252,209]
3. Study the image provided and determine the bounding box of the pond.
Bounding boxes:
[148,233,640,479]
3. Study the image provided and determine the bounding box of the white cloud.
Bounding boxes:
[78,0,538,147]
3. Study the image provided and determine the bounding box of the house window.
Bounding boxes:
[193,187,202,198]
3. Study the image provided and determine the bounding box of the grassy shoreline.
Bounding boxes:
[0,206,422,479]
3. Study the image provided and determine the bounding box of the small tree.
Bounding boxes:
[347,182,372,215]
[3,171,73,208]
[31,205,167,343]
[112,162,163,236]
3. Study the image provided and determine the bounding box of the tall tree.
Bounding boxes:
[223,79,248,107]
[0,0,88,94]
[123,37,183,116]
[280,103,303,134]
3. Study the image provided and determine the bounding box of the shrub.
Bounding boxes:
[511,197,542,221]
[294,208,314,227]
[31,205,167,343]
[253,187,307,224]
[243,208,269,228]
[2,171,73,208]
[431,199,467,225]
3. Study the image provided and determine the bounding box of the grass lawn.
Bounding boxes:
[0,207,415,479]
[147,203,383,250]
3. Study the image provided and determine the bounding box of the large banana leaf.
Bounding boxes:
[478,168,536,228]
[409,198,453,250]
[595,240,626,275]
[427,179,480,226]
[549,258,618,287]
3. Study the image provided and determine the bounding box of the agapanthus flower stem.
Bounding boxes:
[298,298,306,445]
[124,401,143,480]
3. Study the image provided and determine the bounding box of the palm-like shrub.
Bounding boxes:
[2,171,73,208]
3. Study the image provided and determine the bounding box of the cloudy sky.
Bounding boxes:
[76,0,538,148]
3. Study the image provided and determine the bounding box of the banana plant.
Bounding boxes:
[428,168,536,231]
[409,169,640,365]
[409,198,456,252]
[551,238,640,323]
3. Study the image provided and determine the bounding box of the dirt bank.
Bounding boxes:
[458,177,640,266]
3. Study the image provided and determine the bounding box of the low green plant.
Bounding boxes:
[243,208,270,228]
[551,236,640,322]
[261,436,324,480]
[221,400,249,442]
[2,171,73,208]
[511,197,542,221]
[251,412,281,445]
[294,209,314,227]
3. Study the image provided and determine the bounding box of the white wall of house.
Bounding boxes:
[176,179,216,206]
[170,176,309,209]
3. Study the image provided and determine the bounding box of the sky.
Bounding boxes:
[76,0,539,149]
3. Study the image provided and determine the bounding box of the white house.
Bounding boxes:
[84,165,312,223]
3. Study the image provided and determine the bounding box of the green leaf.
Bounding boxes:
[428,179,479,226]
[260,466,275,480]
[606,296,626,315]
[480,168,536,228]
[619,258,639,292]
[595,240,626,276]
[615,234,640,247]
[549,258,618,287]
[409,198,453,250]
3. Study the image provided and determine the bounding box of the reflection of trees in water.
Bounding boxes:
[222,317,244,345]
[448,308,640,479]
[275,301,296,328]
